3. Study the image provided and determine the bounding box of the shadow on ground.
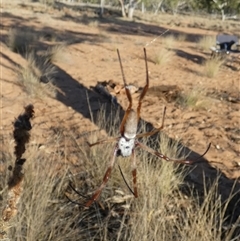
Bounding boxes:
[174,49,206,64]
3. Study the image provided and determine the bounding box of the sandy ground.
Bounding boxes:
[1,1,240,182]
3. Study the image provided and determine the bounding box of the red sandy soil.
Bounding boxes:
[1,1,239,181]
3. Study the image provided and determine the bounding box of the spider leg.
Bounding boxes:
[64,182,89,207]
[117,49,133,136]
[85,145,118,207]
[136,141,193,164]
[137,48,149,119]
[118,149,138,197]
[136,141,211,164]
[65,193,85,207]
[136,106,166,139]
[118,164,135,196]
[69,182,88,199]
[87,137,120,147]
[193,143,211,163]
[131,149,138,197]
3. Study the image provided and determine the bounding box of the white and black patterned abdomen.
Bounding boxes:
[118,137,135,157]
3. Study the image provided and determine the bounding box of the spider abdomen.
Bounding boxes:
[118,137,135,157]
[124,110,138,139]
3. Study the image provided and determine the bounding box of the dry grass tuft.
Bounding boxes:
[18,51,57,98]
[0,123,81,240]
[122,139,186,240]
[65,109,189,239]
[45,43,67,63]
[70,111,239,240]
[1,106,239,240]
[98,30,112,43]
[1,105,34,239]
[197,35,216,52]
[177,34,187,42]
[152,48,175,65]
[7,28,36,54]
[162,34,177,49]
[203,57,224,78]
[177,88,211,110]
[38,0,56,6]
[7,150,79,240]
[88,20,99,28]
